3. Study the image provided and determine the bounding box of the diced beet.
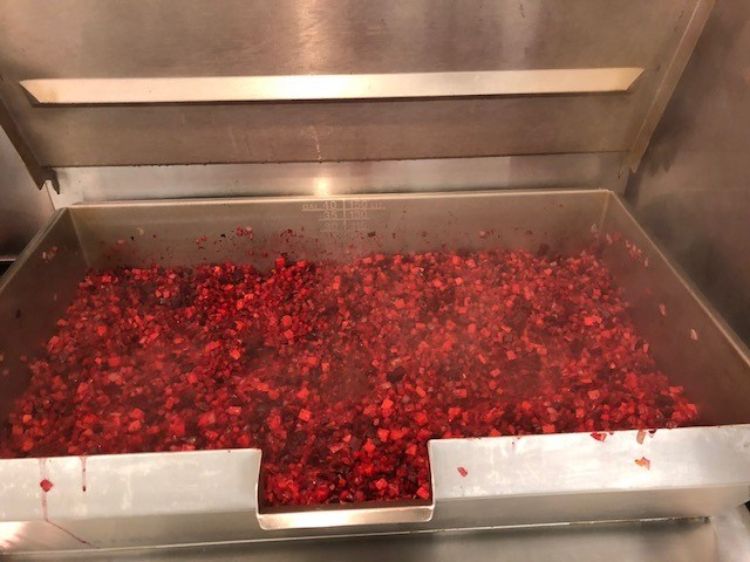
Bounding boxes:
[0,246,698,508]
[416,485,431,500]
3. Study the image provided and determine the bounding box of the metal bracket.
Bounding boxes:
[0,96,59,193]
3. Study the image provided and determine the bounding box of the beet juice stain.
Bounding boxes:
[80,456,87,493]
[37,458,94,546]
[5,249,698,508]
[38,458,51,520]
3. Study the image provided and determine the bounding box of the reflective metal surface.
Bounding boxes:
[66,190,606,268]
[0,426,749,550]
[0,127,54,256]
[48,153,627,208]
[21,69,643,105]
[0,450,261,549]
[0,1,745,556]
[626,0,750,344]
[0,1,708,166]
[430,427,750,527]
[626,0,714,169]
[5,508,750,562]
[714,506,750,562]
[0,97,57,191]
[600,197,750,425]
[0,210,85,422]
[1,190,749,552]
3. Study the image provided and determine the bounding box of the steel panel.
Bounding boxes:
[0,0,706,166]
[48,154,628,208]
[626,0,750,344]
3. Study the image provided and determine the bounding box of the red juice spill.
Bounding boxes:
[38,458,50,521]
[80,456,87,492]
[37,457,94,546]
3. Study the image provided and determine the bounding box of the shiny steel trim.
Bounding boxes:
[607,196,750,366]
[0,425,747,545]
[0,208,66,293]
[627,0,715,170]
[7,507,750,561]
[0,95,58,190]
[257,503,434,531]
[49,153,627,208]
[21,69,644,105]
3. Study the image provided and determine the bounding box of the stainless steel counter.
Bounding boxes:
[5,507,749,562]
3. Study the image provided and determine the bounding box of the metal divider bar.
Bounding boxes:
[21,69,644,105]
